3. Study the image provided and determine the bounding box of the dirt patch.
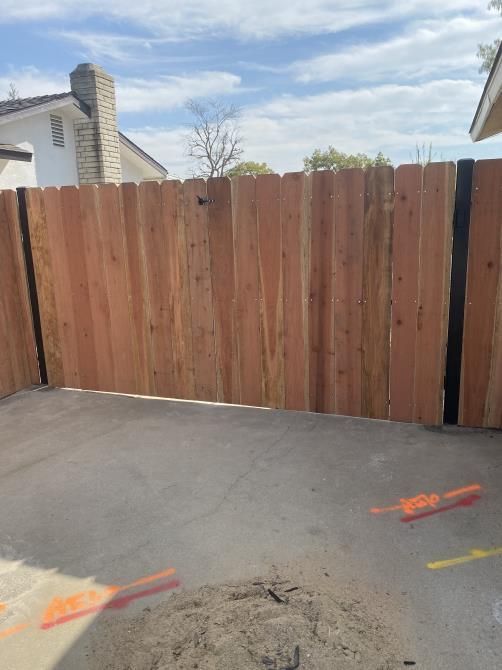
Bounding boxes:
[89,567,408,670]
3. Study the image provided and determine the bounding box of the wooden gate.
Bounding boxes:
[460,159,502,428]
[0,190,39,398]
[22,164,456,424]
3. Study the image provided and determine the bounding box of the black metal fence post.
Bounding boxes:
[443,159,475,424]
[16,187,48,385]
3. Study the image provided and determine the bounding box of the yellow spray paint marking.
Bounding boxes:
[427,547,502,570]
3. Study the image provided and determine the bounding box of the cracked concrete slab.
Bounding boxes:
[0,387,501,669]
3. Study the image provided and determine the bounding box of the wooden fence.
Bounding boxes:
[21,164,456,424]
[0,191,38,398]
[460,159,502,428]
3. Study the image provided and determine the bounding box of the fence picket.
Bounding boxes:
[362,166,393,419]
[413,162,455,425]
[233,176,262,406]
[334,169,364,417]
[207,177,239,404]
[390,165,422,422]
[256,174,284,409]
[309,170,335,413]
[460,159,502,427]
[282,172,310,411]
[183,178,217,401]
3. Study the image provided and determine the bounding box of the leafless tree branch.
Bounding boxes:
[185,99,244,178]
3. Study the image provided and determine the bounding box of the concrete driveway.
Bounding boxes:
[0,387,501,669]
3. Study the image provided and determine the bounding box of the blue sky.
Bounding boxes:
[0,0,501,177]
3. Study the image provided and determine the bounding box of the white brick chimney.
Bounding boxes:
[70,63,122,184]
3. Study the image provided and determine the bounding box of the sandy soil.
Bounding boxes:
[88,566,412,670]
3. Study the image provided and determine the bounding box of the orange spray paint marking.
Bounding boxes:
[42,567,177,627]
[371,484,482,516]
[0,603,6,613]
[0,623,29,640]
[443,484,481,499]
[1,566,178,641]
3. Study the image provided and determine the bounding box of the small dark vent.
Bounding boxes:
[50,114,64,147]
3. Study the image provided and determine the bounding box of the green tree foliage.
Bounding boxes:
[225,161,274,177]
[303,146,391,173]
[477,1,502,73]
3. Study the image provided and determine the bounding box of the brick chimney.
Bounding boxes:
[70,63,122,184]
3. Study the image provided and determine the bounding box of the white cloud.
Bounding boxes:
[0,67,68,99]
[126,78,500,177]
[0,0,490,40]
[293,16,501,83]
[56,31,189,64]
[0,66,242,113]
[116,72,242,112]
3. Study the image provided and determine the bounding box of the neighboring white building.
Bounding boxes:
[471,42,502,142]
[0,63,167,189]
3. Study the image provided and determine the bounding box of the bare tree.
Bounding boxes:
[185,99,243,178]
[7,82,20,100]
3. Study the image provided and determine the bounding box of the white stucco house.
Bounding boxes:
[0,63,167,189]
[470,42,502,141]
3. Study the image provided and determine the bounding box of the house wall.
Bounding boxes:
[120,149,157,183]
[0,110,79,189]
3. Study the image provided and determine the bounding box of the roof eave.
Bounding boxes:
[0,94,90,127]
[470,42,502,142]
[119,131,168,177]
[0,147,33,162]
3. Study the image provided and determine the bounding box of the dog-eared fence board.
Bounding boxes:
[282,172,310,411]
[183,178,217,402]
[362,166,393,420]
[256,173,285,409]
[389,164,422,422]
[207,177,239,404]
[309,170,335,414]
[460,159,502,428]
[334,168,364,417]
[0,190,38,398]
[413,162,456,425]
[139,180,177,398]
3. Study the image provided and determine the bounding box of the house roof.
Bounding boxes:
[0,92,91,121]
[470,42,502,141]
[0,143,33,162]
[118,132,167,178]
[0,92,167,176]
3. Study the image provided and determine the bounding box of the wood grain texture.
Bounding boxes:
[282,172,310,411]
[309,170,335,413]
[256,174,284,408]
[121,182,155,396]
[334,169,364,417]
[362,167,393,419]
[460,159,502,427]
[233,175,262,406]
[390,165,422,422]
[207,177,239,403]
[161,180,195,400]
[79,184,115,393]
[413,162,455,425]
[183,178,217,401]
[0,191,38,397]
[138,181,176,397]
[25,188,63,386]
[60,186,99,391]
[42,187,79,387]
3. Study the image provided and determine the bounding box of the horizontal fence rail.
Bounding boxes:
[21,164,458,424]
